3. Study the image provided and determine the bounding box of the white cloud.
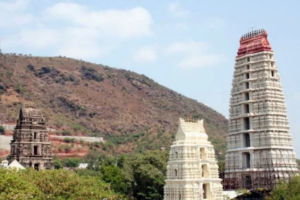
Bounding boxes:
[0,0,33,27]
[134,46,157,63]
[3,2,153,60]
[165,41,226,69]
[46,2,153,38]
[168,2,190,17]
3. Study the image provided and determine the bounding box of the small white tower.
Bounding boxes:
[164,118,223,200]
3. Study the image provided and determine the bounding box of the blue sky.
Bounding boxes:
[1,0,299,157]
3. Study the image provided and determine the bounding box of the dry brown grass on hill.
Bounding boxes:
[0,53,228,155]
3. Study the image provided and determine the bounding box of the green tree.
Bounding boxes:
[101,164,128,194]
[267,176,300,200]
[53,157,63,169]
[62,158,81,167]
[123,150,168,200]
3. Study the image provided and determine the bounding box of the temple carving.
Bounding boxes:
[10,103,53,170]
[164,118,223,200]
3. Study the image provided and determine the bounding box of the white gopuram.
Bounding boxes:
[224,29,298,190]
[164,118,223,200]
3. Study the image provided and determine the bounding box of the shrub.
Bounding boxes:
[41,66,51,74]
[64,137,75,143]
[0,84,6,91]
[59,145,71,153]
[62,130,72,136]
[80,66,104,82]
[27,64,35,71]
[0,126,5,134]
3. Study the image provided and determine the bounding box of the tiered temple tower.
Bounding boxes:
[10,103,53,170]
[164,118,223,200]
[224,29,298,190]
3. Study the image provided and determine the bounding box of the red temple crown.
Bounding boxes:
[237,29,272,57]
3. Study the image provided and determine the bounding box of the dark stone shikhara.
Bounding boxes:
[10,103,53,170]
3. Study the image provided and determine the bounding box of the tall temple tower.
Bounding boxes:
[10,103,53,170]
[164,118,223,200]
[224,29,298,190]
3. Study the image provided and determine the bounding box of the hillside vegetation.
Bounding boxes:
[0,53,227,155]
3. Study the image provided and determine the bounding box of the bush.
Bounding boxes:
[62,130,71,136]
[80,66,104,82]
[0,84,6,91]
[0,126,5,134]
[41,66,51,74]
[27,64,35,71]
[62,145,71,153]
[64,137,75,143]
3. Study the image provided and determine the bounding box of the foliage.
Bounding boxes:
[267,176,300,200]
[34,66,52,77]
[62,158,81,168]
[123,150,168,200]
[297,159,300,169]
[63,137,75,143]
[80,66,104,82]
[53,157,63,169]
[0,168,121,200]
[0,84,6,92]
[82,150,168,199]
[0,126,5,135]
[58,145,72,153]
[62,130,71,136]
[27,64,35,71]
[101,163,128,194]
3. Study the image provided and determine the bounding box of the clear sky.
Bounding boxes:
[1,0,299,157]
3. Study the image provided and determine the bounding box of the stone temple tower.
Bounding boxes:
[224,29,298,190]
[10,103,53,170]
[164,118,223,200]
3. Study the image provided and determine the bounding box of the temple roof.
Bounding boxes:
[175,118,208,142]
[19,103,44,119]
[237,29,272,57]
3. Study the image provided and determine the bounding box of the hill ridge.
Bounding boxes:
[0,53,227,154]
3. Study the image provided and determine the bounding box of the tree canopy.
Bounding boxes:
[0,168,121,200]
[267,176,300,200]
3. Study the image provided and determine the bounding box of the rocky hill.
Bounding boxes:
[0,53,227,155]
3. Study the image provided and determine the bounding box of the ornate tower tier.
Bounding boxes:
[10,103,53,170]
[164,118,223,200]
[224,29,298,190]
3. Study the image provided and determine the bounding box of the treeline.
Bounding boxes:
[55,150,168,200]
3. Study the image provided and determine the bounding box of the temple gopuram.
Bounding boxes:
[224,29,298,190]
[164,118,223,200]
[10,103,53,170]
